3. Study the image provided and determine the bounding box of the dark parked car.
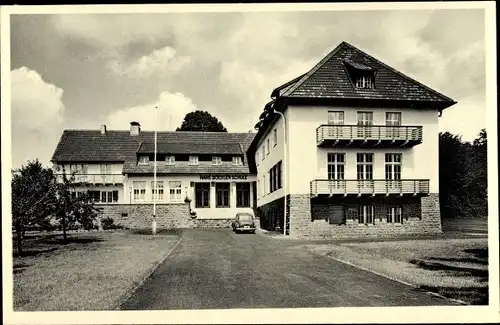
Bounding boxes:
[231,213,256,233]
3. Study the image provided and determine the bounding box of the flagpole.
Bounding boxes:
[152,105,158,235]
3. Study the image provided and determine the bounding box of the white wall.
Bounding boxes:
[255,111,288,207]
[125,174,256,219]
[287,105,440,194]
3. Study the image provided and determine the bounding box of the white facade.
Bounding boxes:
[255,111,288,206]
[255,105,440,208]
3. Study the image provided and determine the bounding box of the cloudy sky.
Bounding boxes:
[8,6,487,168]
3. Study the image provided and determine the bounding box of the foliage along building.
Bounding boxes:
[51,124,257,229]
[249,41,456,238]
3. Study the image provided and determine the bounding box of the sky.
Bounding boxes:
[8,7,488,168]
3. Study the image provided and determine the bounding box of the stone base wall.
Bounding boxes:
[289,193,442,239]
[97,204,194,229]
[193,218,233,228]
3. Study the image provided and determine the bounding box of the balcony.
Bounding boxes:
[56,174,124,185]
[310,179,430,197]
[316,125,423,148]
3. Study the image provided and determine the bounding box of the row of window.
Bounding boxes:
[358,206,404,224]
[327,153,402,181]
[328,111,402,126]
[138,155,243,166]
[258,160,283,198]
[70,190,119,203]
[256,128,278,164]
[132,181,183,202]
[64,164,114,174]
[194,182,250,208]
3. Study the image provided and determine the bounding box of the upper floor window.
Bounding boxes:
[232,156,242,165]
[138,156,149,165]
[386,112,402,126]
[355,76,374,89]
[273,129,278,147]
[69,164,88,174]
[328,111,344,125]
[212,156,222,165]
[133,181,146,201]
[261,145,265,161]
[166,156,175,165]
[151,181,164,201]
[189,156,199,165]
[267,139,270,155]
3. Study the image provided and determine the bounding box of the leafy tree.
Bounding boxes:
[11,160,55,255]
[176,110,227,132]
[49,171,99,242]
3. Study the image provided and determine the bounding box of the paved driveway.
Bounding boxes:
[120,229,459,310]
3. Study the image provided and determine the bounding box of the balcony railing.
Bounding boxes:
[310,179,430,197]
[316,125,423,147]
[56,174,124,185]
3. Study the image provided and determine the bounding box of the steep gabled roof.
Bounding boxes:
[137,142,243,155]
[51,130,256,174]
[272,41,456,105]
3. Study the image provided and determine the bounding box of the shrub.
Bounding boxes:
[101,217,115,230]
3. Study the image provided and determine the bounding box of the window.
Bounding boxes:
[257,179,260,198]
[166,156,175,165]
[327,153,345,180]
[357,153,374,180]
[358,205,375,224]
[195,183,210,208]
[88,190,118,203]
[267,139,270,155]
[133,181,146,201]
[212,156,222,165]
[236,183,250,207]
[355,76,374,89]
[328,111,344,125]
[169,181,182,202]
[387,206,403,223]
[357,112,374,138]
[277,161,282,190]
[268,161,283,193]
[386,112,402,138]
[151,181,164,201]
[189,156,199,165]
[232,156,242,165]
[261,145,265,160]
[273,129,278,147]
[269,169,273,193]
[138,156,149,165]
[385,153,402,191]
[216,183,230,208]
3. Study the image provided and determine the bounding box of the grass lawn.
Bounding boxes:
[13,230,180,311]
[305,238,488,305]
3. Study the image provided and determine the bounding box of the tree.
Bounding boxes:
[176,110,227,132]
[11,160,55,255]
[49,171,99,242]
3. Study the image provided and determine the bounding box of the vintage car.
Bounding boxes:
[231,212,256,233]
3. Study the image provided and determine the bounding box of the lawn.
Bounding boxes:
[13,230,181,311]
[305,238,488,305]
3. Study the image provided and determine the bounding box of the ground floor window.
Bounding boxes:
[169,181,182,202]
[88,190,118,203]
[236,183,250,207]
[151,181,164,201]
[195,183,210,208]
[358,205,374,224]
[216,183,230,208]
[387,206,403,223]
[133,181,146,201]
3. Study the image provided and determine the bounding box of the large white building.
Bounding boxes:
[51,41,456,238]
[249,41,456,238]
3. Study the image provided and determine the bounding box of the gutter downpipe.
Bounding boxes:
[273,108,288,236]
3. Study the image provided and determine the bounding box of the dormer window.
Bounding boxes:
[138,156,149,165]
[189,156,199,165]
[232,156,242,165]
[212,156,222,165]
[166,156,175,165]
[343,59,377,90]
[355,75,374,89]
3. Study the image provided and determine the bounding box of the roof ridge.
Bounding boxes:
[63,129,255,135]
[343,42,455,103]
[281,41,348,97]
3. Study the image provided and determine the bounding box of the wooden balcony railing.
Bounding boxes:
[56,174,124,185]
[316,125,423,147]
[310,179,430,197]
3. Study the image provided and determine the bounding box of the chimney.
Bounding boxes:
[130,121,141,136]
[100,125,107,135]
